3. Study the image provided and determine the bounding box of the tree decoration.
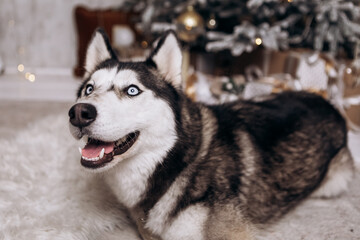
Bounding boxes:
[206,21,289,56]
[125,0,360,58]
[206,13,218,30]
[344,40,360,87]
[122,0,360,131]
[176,6,205,42]
[312,0,360,54]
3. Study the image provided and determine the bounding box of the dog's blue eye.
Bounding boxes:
[127,85,140,96]
[85,84,94,96]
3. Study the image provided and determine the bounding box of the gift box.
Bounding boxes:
[187,49,360,131]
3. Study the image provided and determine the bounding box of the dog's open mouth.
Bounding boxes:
[79,131,139,169]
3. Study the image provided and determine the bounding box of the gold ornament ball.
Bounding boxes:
[176,6,204,42]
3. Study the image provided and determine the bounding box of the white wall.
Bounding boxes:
[0,0,125,71]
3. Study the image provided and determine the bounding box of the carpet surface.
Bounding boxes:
[1,113,359,240]
[0,114,140,240]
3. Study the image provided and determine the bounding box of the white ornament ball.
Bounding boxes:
[112,25,135,48]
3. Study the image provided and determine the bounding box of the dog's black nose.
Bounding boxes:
[68,103,97,128]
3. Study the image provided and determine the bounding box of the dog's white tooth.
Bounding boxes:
[81,155,101,161]
[78,147,82,155]
[99,148,105,159]
[83,135,89,143]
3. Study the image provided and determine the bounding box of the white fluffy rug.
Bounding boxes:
[1,114,360,240]
[0,114,140,240]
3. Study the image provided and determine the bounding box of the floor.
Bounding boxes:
[0,100,72,139]
[0,73,80,102]
[0,71,80,139]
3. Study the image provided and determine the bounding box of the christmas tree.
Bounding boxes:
[124,0,360,58]
[121,0,360,130]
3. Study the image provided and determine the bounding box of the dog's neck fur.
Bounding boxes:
[139,95,203,211]
[104,92,203,211]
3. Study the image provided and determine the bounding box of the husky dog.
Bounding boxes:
[68,29,354,240]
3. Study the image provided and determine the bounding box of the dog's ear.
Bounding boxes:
[84,28,117,77]
[148,31,182,88]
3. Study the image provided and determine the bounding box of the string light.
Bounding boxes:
[24,71,36,82]
[28,74,35,82]
[25,72,31,79]
[17,64,24,72]
[8,4,35,83]
[209,19,216,26]
[255,37,262,45]
[207,14,218,30]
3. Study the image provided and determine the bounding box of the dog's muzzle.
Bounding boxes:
[69,102,140,169]
[68,103,97,128]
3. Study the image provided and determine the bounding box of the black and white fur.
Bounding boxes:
[69,29,354,240]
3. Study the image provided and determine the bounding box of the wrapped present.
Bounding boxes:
[185,49,360,131]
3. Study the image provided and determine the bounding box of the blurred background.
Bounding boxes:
[1,2,360,238]
[0,0,123,102]
[0,0,360,136]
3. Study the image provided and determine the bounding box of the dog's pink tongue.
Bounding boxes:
[82,141,114,158]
